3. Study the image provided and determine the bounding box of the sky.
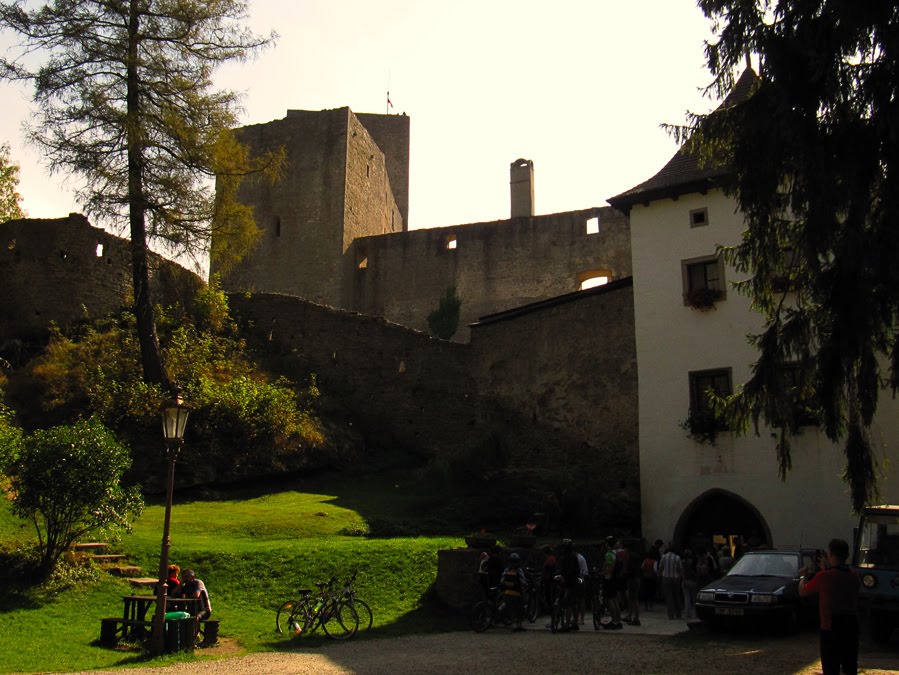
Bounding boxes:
[1,0,722,240]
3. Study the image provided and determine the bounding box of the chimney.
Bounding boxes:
[510,158,534,218]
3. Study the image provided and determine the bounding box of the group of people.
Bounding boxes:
[160,564,213,620]
[646,539,734,620]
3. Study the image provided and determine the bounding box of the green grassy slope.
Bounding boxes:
[0,473,465,674]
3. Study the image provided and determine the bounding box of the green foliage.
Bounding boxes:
[0,400,22,475]
[690,1,899,510]
[23,290,324,482]
[426,285,463,340]
[0,142,24,223]
[11,418,143,578]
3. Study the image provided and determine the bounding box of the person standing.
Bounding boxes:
[659,543,683,620]
[800,539,861,675]
[681,549,698,619]
[602,536,623,630]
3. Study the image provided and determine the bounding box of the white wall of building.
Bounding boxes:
[630,188,899,550]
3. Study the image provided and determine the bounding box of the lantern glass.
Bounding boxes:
[161,398,191,442]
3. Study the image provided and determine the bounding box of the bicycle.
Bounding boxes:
[523,566,542,623]
[590,566,609,630]
[339,572,374,632]
[548,574,578,633]
[276,578,360,640]
[470,587,517,632]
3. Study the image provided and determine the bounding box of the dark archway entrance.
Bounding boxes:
[672,489,772,553]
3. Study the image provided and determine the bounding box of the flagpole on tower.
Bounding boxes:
[386,70,393,114]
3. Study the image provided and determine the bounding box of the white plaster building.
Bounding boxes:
[609,70,899,552]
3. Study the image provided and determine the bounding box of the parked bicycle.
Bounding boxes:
[471,587,517,632]
[549,574,580,633]
[276,578,359,640]
[523,566,542,623]
[339,571,374,632]
[590,565,609,630]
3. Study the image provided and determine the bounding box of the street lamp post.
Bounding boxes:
[150,389,191,656]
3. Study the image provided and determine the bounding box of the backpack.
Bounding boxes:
[641,556,656,578]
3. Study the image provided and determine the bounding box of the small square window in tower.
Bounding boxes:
[690,208,709,227]
[586,216,600,235]
[446,234,457,250]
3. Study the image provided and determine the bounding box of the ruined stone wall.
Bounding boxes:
[229,279,639,527]
[349,206,631,341]
[0,215,201,343]
[355,113,410,230]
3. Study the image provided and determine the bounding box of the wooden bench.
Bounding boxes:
[99,617,220,648]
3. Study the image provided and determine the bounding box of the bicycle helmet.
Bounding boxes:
[508,552,521,565]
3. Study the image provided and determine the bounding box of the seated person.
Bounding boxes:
[172,568,212,620]
[155,563,181,596]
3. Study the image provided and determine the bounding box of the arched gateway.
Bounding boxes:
[672,489,772,552]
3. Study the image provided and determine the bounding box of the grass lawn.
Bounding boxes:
[0,471,467,674]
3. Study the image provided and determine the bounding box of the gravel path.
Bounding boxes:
[68,626,899,675]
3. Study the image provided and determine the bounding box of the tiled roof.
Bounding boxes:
[607,68,759,213]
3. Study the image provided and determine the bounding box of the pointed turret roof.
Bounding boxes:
[607,68,759,214]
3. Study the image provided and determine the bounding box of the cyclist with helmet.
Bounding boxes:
[500,552,528,631]
[559,539,582,631]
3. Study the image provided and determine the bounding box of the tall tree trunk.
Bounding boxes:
[126,0,169,390]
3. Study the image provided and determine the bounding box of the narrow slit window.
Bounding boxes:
[274,217,282,238]
[357,253,368,269]
[446,234,457,250]
[96,243,104,257]
[586,216,600,235]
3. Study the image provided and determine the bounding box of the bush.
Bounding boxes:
[0,401,22,476]
[11,418,144,578]
[426,286,462,340]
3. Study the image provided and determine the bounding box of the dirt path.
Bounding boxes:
[69,627,899,675]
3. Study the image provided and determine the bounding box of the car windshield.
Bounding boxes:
[856,513,899,570]
[727,552,799,578]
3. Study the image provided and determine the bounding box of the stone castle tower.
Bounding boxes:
[212,108,410,308]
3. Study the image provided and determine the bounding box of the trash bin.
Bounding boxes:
[164,612,195,653]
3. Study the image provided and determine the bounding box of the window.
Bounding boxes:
[577,269,611,290]
[274,216,282,238]
[96,243,104,257]
[690,207,709,228]
[682,255,726,309]
[685,368,732,440]
[776,363,819,427]
[446,234,457,250]
[586,216,599,235]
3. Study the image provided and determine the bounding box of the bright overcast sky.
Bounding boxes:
[1,0,722,237]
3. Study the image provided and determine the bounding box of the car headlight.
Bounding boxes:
[862,574,877,589]
[697,591,715,602]
[750,594,777,604]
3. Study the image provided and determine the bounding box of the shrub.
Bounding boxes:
[11,418,144,579]
[0,401,22,476]
[427,285,462,340]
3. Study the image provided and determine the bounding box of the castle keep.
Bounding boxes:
[214,108,631,339]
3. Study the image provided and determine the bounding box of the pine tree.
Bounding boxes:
[0,0,281,389]
[687,1,899,510]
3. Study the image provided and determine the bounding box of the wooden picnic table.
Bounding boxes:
[120,595,199,641]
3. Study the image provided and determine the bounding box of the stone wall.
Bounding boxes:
[0,215,201,344]
[349,206,631,341]
[229,278,639,529]
[355,113,411,229]
[217,109,350,306]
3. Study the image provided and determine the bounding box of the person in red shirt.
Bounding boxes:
[799,538,860,675]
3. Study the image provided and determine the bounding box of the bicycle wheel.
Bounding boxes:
[351,599,374,631]
[550,595,564,633]
[526,591,539,623]
[592,587,607,630]
[321,601,359,640]
[471,600,492,632]
[276,600,303,635]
